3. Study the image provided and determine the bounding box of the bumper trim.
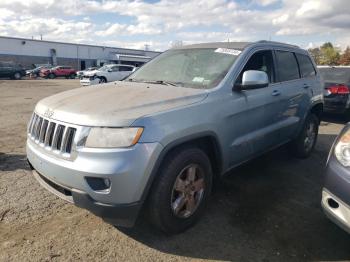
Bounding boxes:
[29,159,141,227]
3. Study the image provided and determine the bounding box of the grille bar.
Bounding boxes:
[28,113,77,157]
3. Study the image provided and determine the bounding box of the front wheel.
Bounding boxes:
[69,73,76,79]
[48,73,55,79]
[98,77,107,83]
[289,113,319,158]
[147,146,213,234]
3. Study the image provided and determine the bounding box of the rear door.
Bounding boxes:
[274,50,309,141]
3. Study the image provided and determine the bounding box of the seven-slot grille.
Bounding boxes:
[28,113,76,155]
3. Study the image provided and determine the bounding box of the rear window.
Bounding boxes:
[318,68,350,83]
[275,51,300,82]
[296,53,316,78]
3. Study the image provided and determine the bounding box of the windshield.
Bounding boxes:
[319,68,350,83]
[99,65,112,71]
[127,48,240,89]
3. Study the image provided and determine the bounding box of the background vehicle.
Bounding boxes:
[318,66,350,117]
[80,64,135,86]
[0,61,26,80]
[77,67,99,79]
[322,124,350,234]
[27,41,323,234]
[26,65,53,78]
[40,66,76,79]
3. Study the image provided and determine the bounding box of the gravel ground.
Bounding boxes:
[1,79,350,262]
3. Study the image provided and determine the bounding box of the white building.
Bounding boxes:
[0,36,161,70]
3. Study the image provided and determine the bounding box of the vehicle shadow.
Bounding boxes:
[321,113,348,125]
[0,152,30,172]
[119,133,350,262]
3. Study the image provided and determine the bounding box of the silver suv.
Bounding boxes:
[27,41,323,234]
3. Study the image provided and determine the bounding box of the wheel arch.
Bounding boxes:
[139,132,223,204]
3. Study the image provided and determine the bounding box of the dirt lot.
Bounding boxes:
[1,79,350,262]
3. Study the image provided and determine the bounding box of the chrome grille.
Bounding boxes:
[28,113,76,156]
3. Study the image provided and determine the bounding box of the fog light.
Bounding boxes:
[103,178,111,188]
[85,177,111,191]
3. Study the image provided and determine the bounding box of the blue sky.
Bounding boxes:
[0,0,349,51]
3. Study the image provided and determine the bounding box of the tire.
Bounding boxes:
[13,72,21,80]
[147,146,213,234]
[289,113,319,158]
[48,73,55,79]
[99,77,107,83]
[69,73,76,79]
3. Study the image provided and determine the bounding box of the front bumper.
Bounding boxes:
[322,154,350,233]
[80,78,100,86]
[322,189,350,234]
[27,139,163,226]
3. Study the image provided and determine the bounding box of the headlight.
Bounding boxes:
[334,127,350,166]
[85,127,143,148]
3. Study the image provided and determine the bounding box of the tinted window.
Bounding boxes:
[318,68,350,83]
[296,54,316,78]
[236,50,275,84]
[119,66,133,72]
[275,51,300,82]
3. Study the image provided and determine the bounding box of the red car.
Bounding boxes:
[40,66,76,79]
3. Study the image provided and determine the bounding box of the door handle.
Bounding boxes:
[303,84,310,88]
[271,90,281,96]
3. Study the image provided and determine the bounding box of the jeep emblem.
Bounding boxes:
[44,109,54,118]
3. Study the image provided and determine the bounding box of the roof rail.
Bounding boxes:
[257,40,300,48]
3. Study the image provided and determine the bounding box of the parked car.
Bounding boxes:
[322,124,350,234]
[40,66,76,79]
[26,65,53,78]
[80,64,136,86]
[0,61,26,80]
[318,66,350,117]
[77,67,99,79]
[27,41,323,234]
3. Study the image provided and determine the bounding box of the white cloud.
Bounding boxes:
[0,0,349,50]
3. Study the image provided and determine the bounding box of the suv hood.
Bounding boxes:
[35,81,208,126]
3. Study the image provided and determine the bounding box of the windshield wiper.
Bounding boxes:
[127,79,183,87]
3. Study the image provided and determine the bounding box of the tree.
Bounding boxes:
[308,47,322,65]
[339,47,350,65]
[319,42,340,65]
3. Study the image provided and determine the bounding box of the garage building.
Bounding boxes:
[0,36,161,70]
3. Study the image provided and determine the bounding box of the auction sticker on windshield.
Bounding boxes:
[215,48,241,56]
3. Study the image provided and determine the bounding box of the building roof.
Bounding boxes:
[0,35,161,54]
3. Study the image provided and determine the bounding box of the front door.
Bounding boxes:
[228,50,284,165]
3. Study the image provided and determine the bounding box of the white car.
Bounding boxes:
[80,64,136,86]
[77,67,99,78]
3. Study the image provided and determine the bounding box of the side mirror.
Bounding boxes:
[234,70,269,91]
[108,69,112,72]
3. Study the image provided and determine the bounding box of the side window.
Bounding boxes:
[111,66,119,72]
[119,66,133,72]
[275,51,300,82]
[235,50,275,85]
[296,53,316,78]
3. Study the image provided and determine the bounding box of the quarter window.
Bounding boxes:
[296,53,316,78]
[275,51,300,82]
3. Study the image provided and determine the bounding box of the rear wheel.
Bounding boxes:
[48,73,55,79]
[289,113,319,158]
[13,72,21,80]
[147,146,212,234]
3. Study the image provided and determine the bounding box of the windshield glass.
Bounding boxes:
[127,48,240,89]
[99,65,112,71]
[319,68,350,83]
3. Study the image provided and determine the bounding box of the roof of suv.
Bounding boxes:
[174,40,300,50]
